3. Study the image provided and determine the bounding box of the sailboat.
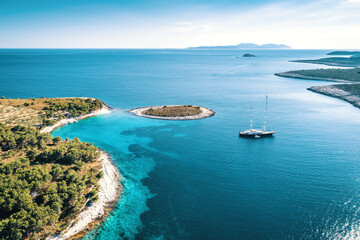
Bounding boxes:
[239,96,275,138]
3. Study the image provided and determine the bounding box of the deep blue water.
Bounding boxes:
[1,49,360,239]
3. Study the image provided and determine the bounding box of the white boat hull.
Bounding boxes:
[239,130,275,138]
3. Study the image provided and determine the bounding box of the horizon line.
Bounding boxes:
[0,47,359,50]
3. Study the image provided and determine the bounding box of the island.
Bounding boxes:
[0,97,121,240]
[290,51,360,67]
[130,105,215,120]
[242,53,256,57]
[275,51,360,109]
[187,43,290,50]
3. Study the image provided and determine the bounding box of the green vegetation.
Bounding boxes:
[0,97,103,128]
[327,51,360,56]
[144,105,202,117]
[308,83,360,109]
[333,83,360,96]
[0,98,105,239]
[276,51,360,110]
[53,136,62,145]
[0,123,102,239]
[277,68,360,82]
[42,98,103,118]
[292,52,360,68]
[292,58,360,68]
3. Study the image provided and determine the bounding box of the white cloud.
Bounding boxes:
[160,0,360,49]
[1,0,360,48]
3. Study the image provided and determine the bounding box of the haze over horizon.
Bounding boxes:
[1,0,360,49]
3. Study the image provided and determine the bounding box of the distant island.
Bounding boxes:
[0,97,121,240]
[275,51,360,109]
[130,105,215,120]
[188,43,291,50]
[327,51,360,56]
[243,53,256,57]
[288,51,360,67]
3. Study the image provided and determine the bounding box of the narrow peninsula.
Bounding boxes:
[275,68,360,83]
[0,97,121,240]
[275,51,360,110]
[130,105,215,120]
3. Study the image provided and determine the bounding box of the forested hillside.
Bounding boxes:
[0,98,105,240]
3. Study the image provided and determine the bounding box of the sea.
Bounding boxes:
[1,49,360,240]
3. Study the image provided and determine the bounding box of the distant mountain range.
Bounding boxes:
[188,43,291,50]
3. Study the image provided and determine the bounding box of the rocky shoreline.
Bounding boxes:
[276,71,360,109]
[274,72,351,83]
[129,105,215,120]
[48,151,122,240]
[275,51,360,110]
[308,85,360,109]
[44,103,122,240]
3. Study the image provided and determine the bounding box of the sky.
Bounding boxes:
[0,0,360,49]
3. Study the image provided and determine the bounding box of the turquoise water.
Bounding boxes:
[2,49,360,239]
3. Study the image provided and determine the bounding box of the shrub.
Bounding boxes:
[53,136,62,144]
[144,105,201,117]
[96,171,104,179]
[87,189,97,198]
[43,119,57,126]
[91,195,99,202]
[38,139,47,150]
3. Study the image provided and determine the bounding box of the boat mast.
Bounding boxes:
[263,95,268,131]
[250,104,253,130]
